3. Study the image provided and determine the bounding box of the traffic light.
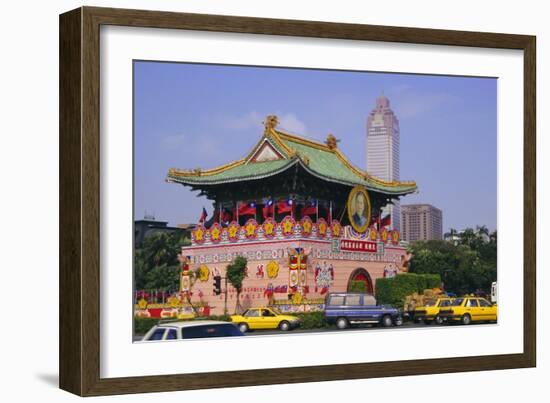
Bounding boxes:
[213,275,222,295]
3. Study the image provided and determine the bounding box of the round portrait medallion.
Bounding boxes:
[347,186,371,233]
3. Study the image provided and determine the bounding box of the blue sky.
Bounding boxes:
[134,61,497,233]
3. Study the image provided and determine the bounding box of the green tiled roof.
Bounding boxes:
[167,128,417,195]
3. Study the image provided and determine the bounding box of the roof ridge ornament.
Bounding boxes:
[325,134,339,150]
[263,114,279,134]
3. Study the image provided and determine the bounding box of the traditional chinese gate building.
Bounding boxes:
[165,116,417,314]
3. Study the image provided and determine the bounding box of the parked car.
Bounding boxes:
[437,297,498,325]
[141,320,244,341]
[413,297,454,324]
[324,292,403,329]
[230,307,301,332]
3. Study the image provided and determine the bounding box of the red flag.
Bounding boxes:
[277,200,293,214]
[301,201,316,216]
[221,209,233,223]
[238,202,256,216]
[380,214,391,227]
[262,202,274,219]
[199,207,207,223]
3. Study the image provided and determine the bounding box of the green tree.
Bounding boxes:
[134,231,191,291]
[408,227,497,295]
[226,255,248,314]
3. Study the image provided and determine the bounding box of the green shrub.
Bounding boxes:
[293,311,332,329]
[349,280,367,293]
[375,273,442,309]
[134,317,159,335]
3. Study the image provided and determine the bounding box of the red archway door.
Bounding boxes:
[347,268,374,294]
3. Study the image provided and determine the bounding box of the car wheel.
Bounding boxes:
[336,317,349,329]
[238,323,249,333]
[395,316,403,326]
[461,314,472,325]
[381,315,393,327]
[279,321,290,331]
[435,315,444,325]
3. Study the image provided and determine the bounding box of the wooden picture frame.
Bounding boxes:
[59,6,536,396]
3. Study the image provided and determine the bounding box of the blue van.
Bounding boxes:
[324,292,403,329]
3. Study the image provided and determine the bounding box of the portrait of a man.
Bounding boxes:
[347,187,371,232]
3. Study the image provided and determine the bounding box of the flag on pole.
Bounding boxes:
[238,201,257,216]
[199,207,207,223]
[380,213,391,228]
[277,199,293,214]
[262,200,274,220]
[301,200,317,216]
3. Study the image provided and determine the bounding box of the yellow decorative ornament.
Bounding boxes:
[303,219,312,234]
[267,260,279,279]
[137,298,148,310]
[194,227,204,242]
[210,227,221,241]
[332,222,341,237]
[228,224,239,239]
[168,296,181,308]
[198,265,210,282]
[292,293,303,304]
[318,221,327,236]
[264,221,275,236]
[282,219,294,234]
[245,222,256,237]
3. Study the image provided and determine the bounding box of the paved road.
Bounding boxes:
[134,320,489,341]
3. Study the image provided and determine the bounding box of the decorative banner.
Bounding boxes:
[244,218,259,239]
[255,264,265,278]
[266,260,279,278]
[299,269,307,286]
[315,262,334,294]
[369,227,379,241]
[262,217,276,239]
[192,225,206,244]
[198,264,210,282]
[227,221,240,242]
[331,220,342,238]
[391,229,400,245]
[209,222,222,243]
[347,186,372,233]
[289,270,299,288]
[301,216,313,237]
[381,227,389,243]
[181,275,191,292]
[317,218,327,238]
[281,216,295,237]
[340,239,378,253]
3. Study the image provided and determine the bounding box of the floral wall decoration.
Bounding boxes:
[227,221,240,242]
[317,218,327,238]
[262,217,276,239]
[266,260,279,278]
[198,264,210,282]
[244,218,259,240]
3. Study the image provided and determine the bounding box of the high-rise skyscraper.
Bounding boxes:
[367,95,400,231]
[401,204,443,242]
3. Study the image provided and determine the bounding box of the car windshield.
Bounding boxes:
[269,308,282,315]
[424,299,437,307]
[181,324,243,339]
[451,298,464,306]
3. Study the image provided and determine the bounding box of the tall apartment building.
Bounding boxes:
[401,204,443,242]
[367,94,400,231]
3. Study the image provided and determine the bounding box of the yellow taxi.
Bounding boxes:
[230,307,301,333]
[414,297,454,325]
[437,296,497,325]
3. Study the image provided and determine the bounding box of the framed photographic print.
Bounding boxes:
[59,6,536,396]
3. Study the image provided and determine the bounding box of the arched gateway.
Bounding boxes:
[347,268,374,294]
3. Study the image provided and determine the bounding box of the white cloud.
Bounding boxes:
[277,113,307,134]
[389,86,459,119]
[220,111,263,130]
